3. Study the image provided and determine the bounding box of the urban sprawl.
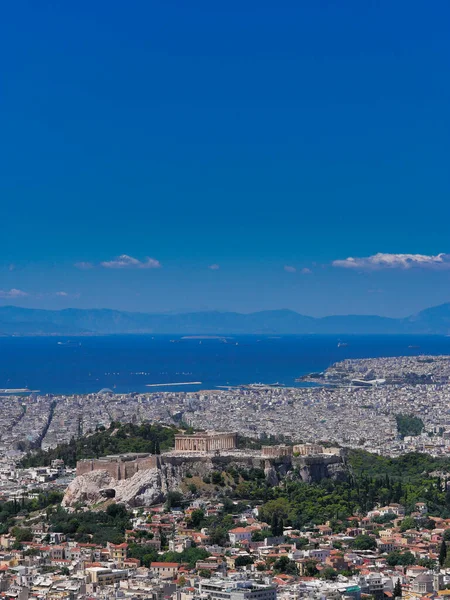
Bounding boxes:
[2,356,450,599]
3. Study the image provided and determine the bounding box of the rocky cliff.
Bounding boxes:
[63,452,347,508]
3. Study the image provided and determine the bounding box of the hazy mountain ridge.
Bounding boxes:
[1,303,450,335]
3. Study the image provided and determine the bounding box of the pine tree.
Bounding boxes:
[439,539,447,567]
[271,513,279,536]
[394,578,402,598]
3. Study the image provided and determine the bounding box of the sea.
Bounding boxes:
[1,334,450,395]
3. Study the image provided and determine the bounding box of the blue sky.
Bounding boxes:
[2,1,450,317]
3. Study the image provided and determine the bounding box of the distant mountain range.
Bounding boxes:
[2,303,450,335]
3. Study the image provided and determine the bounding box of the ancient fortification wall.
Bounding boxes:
[76,454,158,479]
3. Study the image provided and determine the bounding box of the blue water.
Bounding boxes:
[1,334,450,394]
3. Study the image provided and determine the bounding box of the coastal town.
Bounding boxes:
[3,357,450,598]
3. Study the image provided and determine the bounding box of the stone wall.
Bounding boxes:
[76,454,158,480]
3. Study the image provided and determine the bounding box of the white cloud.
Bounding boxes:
[208,264,220,270]
[101,254,161,269]
[301,267,312,274]
[0,288,28,298]
[55,291,80,298]
[332,252,450,270]
[284,265,296,273]
[74,261,94,270]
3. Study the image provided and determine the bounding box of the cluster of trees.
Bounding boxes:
[0,492,63,535]
[48,504,131,545]
[386,550,416,566]
[127,543,209,568]
[20,422,177,468]
[272,555,298,575]
[202,471,226,486]
[240,482,358,529]
[395,414,425,438]
[352,534,377,550]
[224,451,450,530]
[183,497,250,546]
[11,526,33,546]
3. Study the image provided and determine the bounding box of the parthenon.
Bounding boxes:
[174,431,237,452]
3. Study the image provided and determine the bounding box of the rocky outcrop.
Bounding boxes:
[63,467,165,508]
[292,454,347,483]
[63,469,115,507]
[63,452,347,508]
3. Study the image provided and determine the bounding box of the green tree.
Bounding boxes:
[440,539,447,567]
[235,555,254,567]
[395,415,424,439]
[211,472,223,485]
[320,567,337,580]
[209,526,228,546]
[418,558,436,569]
[252,530,269,542]
[387,551,416,567]
[394,578,402,598]
[303,559,319,577]
[198,569,211,578]
[11,527,33,543]
[189,509,205,529]
[261,498,290,523]
[166,491,184,510]
[352,534,376,551]
[400,517,416,532]
[273,556,298,575]
[271,513,280,537]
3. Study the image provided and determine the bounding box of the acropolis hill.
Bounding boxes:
[66,432,345,508]
[76,431,239,478]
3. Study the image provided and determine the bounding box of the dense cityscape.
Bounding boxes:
[3,356,450,464]
[0,356,450,598]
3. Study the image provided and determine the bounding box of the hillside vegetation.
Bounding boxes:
[220,450,450,527]
[20,422,177,468]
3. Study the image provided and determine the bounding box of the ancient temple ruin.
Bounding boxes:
[174,431,237,452]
